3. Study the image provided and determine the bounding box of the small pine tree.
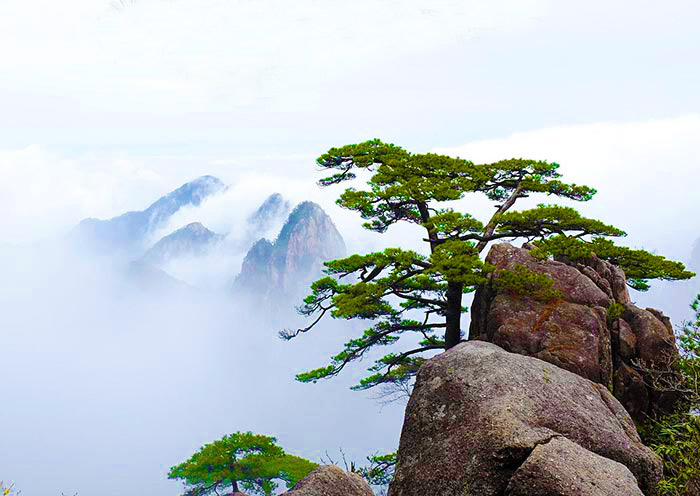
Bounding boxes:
[168,432,317,496]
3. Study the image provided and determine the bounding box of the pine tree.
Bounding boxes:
[168,431,317,496]
[281,139,694,391]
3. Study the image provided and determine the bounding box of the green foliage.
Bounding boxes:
[492,264,562,301]
[168,431,317,496]
[356,452,397,487]
[495,204,625,239]
[283,139,693,391]
[607,302,626,324]
[532,235,695,291]
[640,295,700,496]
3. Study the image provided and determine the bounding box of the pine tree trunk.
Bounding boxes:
[444,281,463,349]
[231,480,240,493]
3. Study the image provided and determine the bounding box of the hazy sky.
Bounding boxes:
[1,1,699,495]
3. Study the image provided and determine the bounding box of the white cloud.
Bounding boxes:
[0,0,547,117]
[434,114,700,261]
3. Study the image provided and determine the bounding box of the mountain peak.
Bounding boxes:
[72,176,226,256]
[234,201,345,300]
[276,201,338,249]
[142,222,224,265]
[180,222,209,235]
[247,193,291,232]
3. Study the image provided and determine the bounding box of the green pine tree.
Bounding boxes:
[168,431,317,496]
[281,139,694,391]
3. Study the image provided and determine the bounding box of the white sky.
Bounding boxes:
[1,0,698,244]
[1,1,700,494]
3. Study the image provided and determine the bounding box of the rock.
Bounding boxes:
[613,319,638,361]
[470,242,682,420]
[482,242,610,307]
[478,293,613,386]
[613,362,649,420]
[505,436,644,496]
[622,305,676,368]
[388,341,662,496]
[281,465,373,496]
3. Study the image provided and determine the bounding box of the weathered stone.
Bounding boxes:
[477,293,612,386]
[505,436,644,496]
[580,265,614,299]
[470,242,682,421]
[622,305,678,369]
[483,243,610,307]
[646,308,673,335]
[388,341,662,496]
[614,319,638,361]
[613,362,649,419]
[574,254,631,304]
[281,465,373,496]
[610,264,631,304]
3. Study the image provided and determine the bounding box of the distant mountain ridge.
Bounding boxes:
[67,178,345,298]
[142,222,224,265]
[71,175,226,255]
[247,193,290,233]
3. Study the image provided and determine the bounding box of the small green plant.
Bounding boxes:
[640,294,700,496]
[356,452,397,487]
[607,302,626,324]
[168,431,317,496]
[493,264,562,302]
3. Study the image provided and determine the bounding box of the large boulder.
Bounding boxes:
[281,465,373,496]
[505,437,644,496]
[469,242,681,420]
[388,341,662,496]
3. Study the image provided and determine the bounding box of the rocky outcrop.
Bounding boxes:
[469,242,681,420]
[505,436,644,496]
[233,202,345,301]
[388,341,662,496]
[281,465,373,496]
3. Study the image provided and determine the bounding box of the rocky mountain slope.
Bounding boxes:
[233,201,346,302]
[71,175,226,255]
[142,222,224,265]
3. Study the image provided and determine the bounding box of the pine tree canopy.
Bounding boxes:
[168,431,317,496]
[281,139,695,391]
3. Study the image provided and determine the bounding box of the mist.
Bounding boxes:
[0,230,405,495]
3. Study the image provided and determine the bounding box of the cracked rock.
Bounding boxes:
[387,341,661,496]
